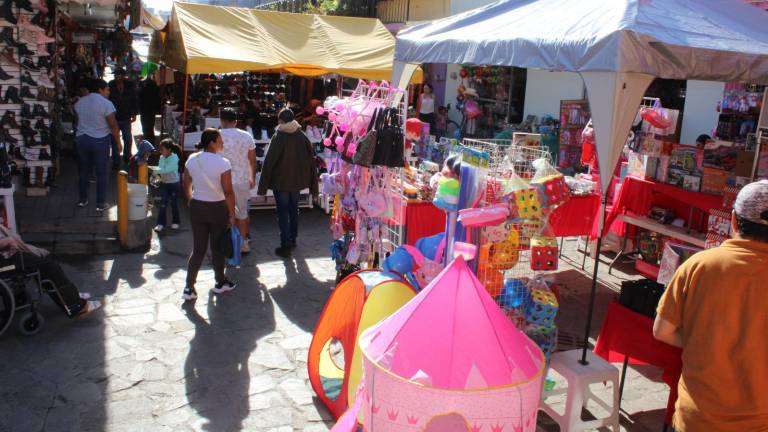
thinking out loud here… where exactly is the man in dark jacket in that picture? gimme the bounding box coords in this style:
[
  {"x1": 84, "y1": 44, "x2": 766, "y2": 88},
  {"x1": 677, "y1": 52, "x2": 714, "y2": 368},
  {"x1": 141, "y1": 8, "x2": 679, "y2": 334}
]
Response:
[
  {"x1": 257, "y1": 108, "x2": 318, "y2": 258},
  {"x1": 108, "y1": 68, "x2": 138, "y2": 166},
  {"x1": 138, "y1": 74, "x2": 161, "y2": 145}
]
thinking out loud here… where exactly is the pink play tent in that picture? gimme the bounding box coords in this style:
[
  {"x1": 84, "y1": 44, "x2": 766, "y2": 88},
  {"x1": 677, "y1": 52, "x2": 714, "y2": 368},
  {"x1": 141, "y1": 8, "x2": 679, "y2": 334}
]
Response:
[{"x1": 335, "y1": 257, "x2": 545, "y2": 432}]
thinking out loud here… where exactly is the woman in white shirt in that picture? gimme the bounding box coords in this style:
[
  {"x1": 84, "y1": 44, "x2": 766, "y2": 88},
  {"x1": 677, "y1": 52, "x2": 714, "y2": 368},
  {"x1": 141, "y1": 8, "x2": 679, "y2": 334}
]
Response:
[
  {"x1": 418, "y1": 83, "x2": 436, "y2": 133},
  {"x1": 182, "y1": 128, "x2": 237, "y2": 301}
]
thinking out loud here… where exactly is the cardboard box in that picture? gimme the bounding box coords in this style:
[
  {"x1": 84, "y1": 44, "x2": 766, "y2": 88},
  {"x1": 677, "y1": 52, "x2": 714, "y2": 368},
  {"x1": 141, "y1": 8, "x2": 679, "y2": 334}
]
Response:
[
  {"x1": 735, "y1": 150, "x2": 755, "y2": 177},
  {"x1": 701, "y1": 167, "x2": 729, "y2": 195}
]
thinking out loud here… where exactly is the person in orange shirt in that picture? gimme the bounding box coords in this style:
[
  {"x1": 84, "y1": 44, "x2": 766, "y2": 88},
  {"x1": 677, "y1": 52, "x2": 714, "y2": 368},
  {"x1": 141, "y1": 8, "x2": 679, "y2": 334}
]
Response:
[{"x1": 654, "y1": 180, "x2": 768, "y2": 432}]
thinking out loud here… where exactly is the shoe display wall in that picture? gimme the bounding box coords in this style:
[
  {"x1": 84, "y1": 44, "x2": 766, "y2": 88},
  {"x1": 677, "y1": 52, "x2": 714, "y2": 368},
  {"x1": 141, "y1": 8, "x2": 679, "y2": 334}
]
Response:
[{"x1": 0, "y1": 0, "x2": 58, "y2": 190}]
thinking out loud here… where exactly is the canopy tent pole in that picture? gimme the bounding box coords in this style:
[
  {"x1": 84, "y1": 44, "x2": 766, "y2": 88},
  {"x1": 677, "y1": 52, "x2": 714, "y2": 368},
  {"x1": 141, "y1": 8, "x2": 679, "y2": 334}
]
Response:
[
  {"x1": 179, "y1": 74, "x2": 189, "y2": 149},
  {"x1": 578, "y1": 71, "x2": 655, "y2": 365}
]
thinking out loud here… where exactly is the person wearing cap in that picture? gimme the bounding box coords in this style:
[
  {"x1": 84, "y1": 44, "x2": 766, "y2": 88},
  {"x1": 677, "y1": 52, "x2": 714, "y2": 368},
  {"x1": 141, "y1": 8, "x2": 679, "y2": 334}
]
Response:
[
  {"x1": 218, "y1": 108, "x2": 257, "y2": 254},
  {"x1": 257, "y1": 108, "x2": 318, "y2": 258},
  {"x1": 654, "y1": 180, "x2": 768, "y2": 431},
  {"x1": 109, "y1": 68, "x2": 139, "y2": 167}
]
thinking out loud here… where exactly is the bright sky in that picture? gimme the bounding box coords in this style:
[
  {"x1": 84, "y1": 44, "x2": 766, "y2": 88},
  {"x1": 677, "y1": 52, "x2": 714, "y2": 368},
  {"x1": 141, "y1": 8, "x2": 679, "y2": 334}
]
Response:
[{"x1": 143, "y1": 0, "x2": 174, "y2": 13}]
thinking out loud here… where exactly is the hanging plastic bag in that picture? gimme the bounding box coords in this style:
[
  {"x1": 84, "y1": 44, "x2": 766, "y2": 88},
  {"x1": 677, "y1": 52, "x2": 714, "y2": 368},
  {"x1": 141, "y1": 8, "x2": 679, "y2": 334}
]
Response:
[{"x1": 228, "y1": 226, "x2": 243, "y2": 266}]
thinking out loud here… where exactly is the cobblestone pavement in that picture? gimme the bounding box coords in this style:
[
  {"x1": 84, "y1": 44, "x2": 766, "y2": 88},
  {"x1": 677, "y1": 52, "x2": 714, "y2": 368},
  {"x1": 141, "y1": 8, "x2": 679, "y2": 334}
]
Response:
[{"x1": 1, "y1": 204, "x2": 671, "y2": 431}]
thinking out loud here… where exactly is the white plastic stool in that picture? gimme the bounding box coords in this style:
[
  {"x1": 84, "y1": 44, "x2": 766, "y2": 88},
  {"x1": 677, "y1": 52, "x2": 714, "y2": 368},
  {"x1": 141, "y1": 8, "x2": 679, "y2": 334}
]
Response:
[{"x1": 540, "y1": 349, "x2": 620, "y2": 431}]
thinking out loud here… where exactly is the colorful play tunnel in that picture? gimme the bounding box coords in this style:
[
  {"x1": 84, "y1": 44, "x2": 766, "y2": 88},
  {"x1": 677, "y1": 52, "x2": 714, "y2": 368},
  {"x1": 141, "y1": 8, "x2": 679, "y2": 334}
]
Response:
[{"x1": 308, "y1": 270, "x2": 416, "y2": 419}]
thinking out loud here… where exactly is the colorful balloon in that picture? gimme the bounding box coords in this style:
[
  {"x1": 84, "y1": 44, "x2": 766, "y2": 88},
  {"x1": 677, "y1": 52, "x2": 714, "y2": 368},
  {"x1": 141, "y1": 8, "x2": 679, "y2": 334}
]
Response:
[{"x1": 315, "y1": 106, "x2": 325, "y2": 115}]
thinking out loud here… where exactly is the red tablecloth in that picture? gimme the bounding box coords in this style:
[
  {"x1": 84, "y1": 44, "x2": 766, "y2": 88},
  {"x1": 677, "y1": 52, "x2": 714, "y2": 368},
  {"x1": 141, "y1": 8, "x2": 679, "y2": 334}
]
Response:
[
  {"x1": 595, "y1": 302, "x2": 683, "y2": 425},
  {"x1": 549, "y1": 194, "x2": 601, "y2": 237},
  {"x1": 405, "y1": 201, "x2": 447, "y2": 245},
  {"x1": 601, "y1": 176, "x2": 723, "y2": 237}
]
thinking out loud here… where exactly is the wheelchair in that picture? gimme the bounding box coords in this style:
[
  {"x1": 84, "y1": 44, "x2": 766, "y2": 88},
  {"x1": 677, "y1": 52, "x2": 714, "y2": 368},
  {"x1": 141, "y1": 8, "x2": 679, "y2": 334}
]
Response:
[{"x1": 0, "y1": 255, "x2": 61, "y2": 337}]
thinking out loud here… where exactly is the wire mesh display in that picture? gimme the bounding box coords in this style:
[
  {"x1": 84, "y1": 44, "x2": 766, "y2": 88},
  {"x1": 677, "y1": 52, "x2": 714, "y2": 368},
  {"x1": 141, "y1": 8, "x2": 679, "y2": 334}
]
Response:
[{"x1": 461, "y1": 138, "x2": 560, "y2": 344}]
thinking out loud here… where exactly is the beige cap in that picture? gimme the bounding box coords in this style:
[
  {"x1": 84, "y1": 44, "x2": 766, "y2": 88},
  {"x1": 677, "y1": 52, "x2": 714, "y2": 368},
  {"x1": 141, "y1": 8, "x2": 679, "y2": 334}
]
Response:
[{"x1": 734, "y1": 180, "x2": 768, "y2": 226}]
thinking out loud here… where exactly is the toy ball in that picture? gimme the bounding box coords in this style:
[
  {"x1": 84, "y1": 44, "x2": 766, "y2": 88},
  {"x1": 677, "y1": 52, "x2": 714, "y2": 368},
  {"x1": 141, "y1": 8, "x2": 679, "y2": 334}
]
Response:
[
  {"x1": 334, "y1": 101, "x2": 346, "y2": 112},
  {"x1": 415, "y1": 233, "x2": 445, "y2": 261},
  {"x1": 328, "y1": 113, "x2": 337, "y2": 122},
  {"x1": 323, "y1": 138, "x2": 332, "y2": 147},
  {"x1": 335, "y1": 136, "x2": 345, "y2": 147},
  {"x1": 339, "y1": 122, "x2": 349, "y2": 132},
  {"x1": 380, "y1": 80, "x2": 390, "y2": 88},
  {"x1": 315, "y1": 106, "x2": 325, "y2": 115},
  {"x1": 497, "y1": 278, "x2": 527, "y2": 309},
  {"x1": 383, "y1": 247, "x2": 414, "y2": 275}
]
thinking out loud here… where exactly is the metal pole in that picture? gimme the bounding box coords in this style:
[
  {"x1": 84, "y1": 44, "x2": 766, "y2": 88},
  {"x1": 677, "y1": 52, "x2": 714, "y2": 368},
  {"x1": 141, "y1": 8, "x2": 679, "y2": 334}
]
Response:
[
  {"x1": 117, "y1": 171, "x2": 129, "y2": 247},
  {"x1": 180, "y1": 74, "x2": 190, "y2": 149},
  {"x1": 580, "y1": 196, "x2": 608, "y2": 365}
]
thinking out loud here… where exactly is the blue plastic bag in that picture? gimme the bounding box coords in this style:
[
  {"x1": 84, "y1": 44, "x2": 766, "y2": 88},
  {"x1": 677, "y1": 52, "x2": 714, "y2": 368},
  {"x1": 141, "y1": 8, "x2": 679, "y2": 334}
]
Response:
[{"x1": 228, "y1": 226, "x2": 243, "y2": 266}]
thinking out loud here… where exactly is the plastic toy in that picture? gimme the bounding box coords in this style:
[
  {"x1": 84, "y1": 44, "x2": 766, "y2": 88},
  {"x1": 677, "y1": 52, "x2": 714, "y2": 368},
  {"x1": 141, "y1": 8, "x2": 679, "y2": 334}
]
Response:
[
  {"x1": 309, "y1": 271, "x2": 416, "y2": 419},
  {"x1": 497, "y1": 278, "x2": 529, "y2": 309},
  {"x1": 433, "y1": 177, "x2": 461, "y2": 211},
  {"x1": 524, "y1": 288, "x2": 559, "y2": 327},
  {"x1": 531, "y1": 236, "x2": 558, "y2": 271},
  {"x1": 531, "y1": 174, "x2": 571, "y2": 209},
  {"x1": 332, "y1": 258, "x2": 545, "y2": 432},
  {"x1": 514, "y1": 187, "x2": 542, "y2": 220}
]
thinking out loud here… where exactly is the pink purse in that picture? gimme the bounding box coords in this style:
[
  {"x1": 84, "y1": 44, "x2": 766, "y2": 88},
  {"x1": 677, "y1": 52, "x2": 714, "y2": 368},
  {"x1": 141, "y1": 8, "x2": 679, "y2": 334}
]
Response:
[{"x1": 458, "y1": 203, "x2": 510, "y2": 227}]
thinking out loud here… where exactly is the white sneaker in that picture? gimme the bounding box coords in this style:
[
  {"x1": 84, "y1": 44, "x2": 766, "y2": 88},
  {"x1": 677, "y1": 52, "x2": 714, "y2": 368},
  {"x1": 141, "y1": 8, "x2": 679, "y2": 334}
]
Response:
[
  {"x1": 182, "y1": 287, "x2": 197, "y2": 301},
  {"x1": 171, "y1": 224, "x2": 180, "y2": 230},
  {"x1": 241, "y1": 238, "x2": 250, "y2": 253},
  {"x1": 212, "y1": 279, "x2": 236, "y2": 294},
  {"x1": 154, "y1": 225, "x2": 164, "y2": 232}
]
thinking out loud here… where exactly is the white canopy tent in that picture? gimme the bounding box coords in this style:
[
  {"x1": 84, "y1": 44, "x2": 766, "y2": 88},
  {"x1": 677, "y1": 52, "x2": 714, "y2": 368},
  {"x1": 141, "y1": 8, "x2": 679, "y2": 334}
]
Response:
[{"x1": 391, "y1": 0, "x2": 768, "y2": 363}]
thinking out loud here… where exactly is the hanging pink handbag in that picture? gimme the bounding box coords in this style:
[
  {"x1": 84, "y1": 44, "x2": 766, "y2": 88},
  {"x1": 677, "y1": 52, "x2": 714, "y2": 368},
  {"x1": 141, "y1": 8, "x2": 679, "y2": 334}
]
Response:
[
  {"x1": 458, "y1": 203, "x2": 510, "y2": 227},
  {"x1": 359, "y1": 188, "x2": 387, "y2": 217}
]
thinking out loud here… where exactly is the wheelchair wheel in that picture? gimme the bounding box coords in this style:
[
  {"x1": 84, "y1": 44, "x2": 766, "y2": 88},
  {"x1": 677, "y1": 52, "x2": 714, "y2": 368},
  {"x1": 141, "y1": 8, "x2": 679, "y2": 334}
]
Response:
[
  {"x1": 0, "y1": 280, "x2": 13, "y2": 337},
  {"x1": 17, "y1": 311, "x2": 44, "y2": 336}
]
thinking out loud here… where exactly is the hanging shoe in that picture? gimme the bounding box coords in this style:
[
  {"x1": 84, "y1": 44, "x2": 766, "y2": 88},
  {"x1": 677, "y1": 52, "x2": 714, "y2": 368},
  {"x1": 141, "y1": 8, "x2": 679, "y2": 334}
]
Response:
[
  {"x1": 34, "y1": 30, "x2": 54, "y2": 44},
  {"x1": 0, "y1": 27, "x2": 16, "y2": 46},
  {"x1": 13, "y1": 146, "x2": 25, "y2": 160},
  {"x1": 0, "y1": 47, "x2": 18, "y2": 66},
  {"x1": 33, "y1": 118, "x2": 44, "y2": 130},
  {"x1": 36, "y1": 74, "x2": 54, "y2": 89},
  {"x1": 20, "y1": 71, "x2": 37, "y2": 87},
  {"x1": 16, "y1": 43, "x2": 33, "y2": 57},
  {"x1": 1, "y1": 111, "x2": 20, "y2": 129},
  {"x1": 20, "y1": 85, "x2": 34, "y2": 99},
  {"x1": 37, "y1": 128, "x2": 48, "y2": 145},
  {"x1": 35, "y1": 56, "x2": 49, "y2": 69},
  {"x1": 21, "y1": 57, "x2": 38, "y2": 71},
  {"x1": 15, "y1": 0, "x2": 33, "y2": 12},
  {"x1": 4, "y1": 85, "x2": 21, "y2": 104},
  {"x1": 0, "y1": 0, "x2": 16, "y2": 24},
  {"x1": 17, "y1": 14, "x2": 41, "y2": 31},
  {"x1": 32, "y1": 104, "x2": 48, "y2": 118},
  {"x1": 21, "y1": 103, "x2": 33, "y2": 119},
  {"x1": 36, "y1": 86, "x2": 53, "y2": 102},
  {"x1": 20, "y1": 120, "x2": 35, "y2": 141},
  {"x1": 0, "y1": 66, "x2": 12, "y2": 81},
  {"x1": 4, "y1": 130, "x2": 18, "y2": 145},
  {"x1": 38, "y1": 148, "x2": 50, "y2": 160}
]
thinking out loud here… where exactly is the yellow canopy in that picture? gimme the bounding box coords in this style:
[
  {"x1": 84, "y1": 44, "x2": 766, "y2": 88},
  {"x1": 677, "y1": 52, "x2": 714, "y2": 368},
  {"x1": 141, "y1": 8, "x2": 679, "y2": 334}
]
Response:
[{"x1": 156, "y1": 2, "x2": 421, "y2": 82}]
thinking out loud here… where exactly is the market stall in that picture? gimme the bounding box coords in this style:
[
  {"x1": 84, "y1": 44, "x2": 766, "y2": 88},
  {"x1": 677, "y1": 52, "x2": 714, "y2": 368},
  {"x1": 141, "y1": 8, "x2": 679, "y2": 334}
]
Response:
[
  {"x1": 149, "y1": 2, "x2": 422, "y2": 209},
  {"x1": 388, "y1": 0, "x2": 768, "y2": 428}
]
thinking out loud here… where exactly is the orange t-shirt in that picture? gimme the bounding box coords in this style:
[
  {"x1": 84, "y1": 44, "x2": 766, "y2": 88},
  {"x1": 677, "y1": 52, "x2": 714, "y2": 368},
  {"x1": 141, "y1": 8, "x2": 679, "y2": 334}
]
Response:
[{"x1": 657, "y1": 239, "x2": 768, "y2": 432}]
